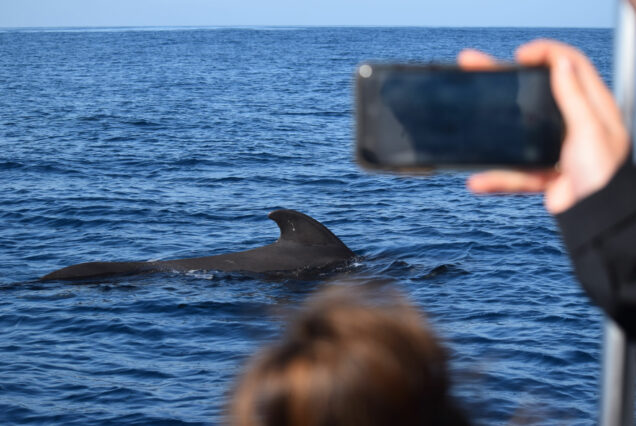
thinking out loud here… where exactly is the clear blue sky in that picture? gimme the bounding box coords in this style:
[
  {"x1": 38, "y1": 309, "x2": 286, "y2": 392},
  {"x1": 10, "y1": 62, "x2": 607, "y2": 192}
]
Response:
[{"x1": 1, "y1": 0, "x2": 614, "y2": 28}]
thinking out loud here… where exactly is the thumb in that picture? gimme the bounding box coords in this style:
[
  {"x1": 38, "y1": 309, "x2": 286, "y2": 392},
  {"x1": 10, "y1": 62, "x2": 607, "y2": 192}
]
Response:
[
  {"x1": 544, "y1": 176, "x2": 577, "y2": 214},
  {"x1": 551, "y1": 56, "x2": 595, "y2": 127}
]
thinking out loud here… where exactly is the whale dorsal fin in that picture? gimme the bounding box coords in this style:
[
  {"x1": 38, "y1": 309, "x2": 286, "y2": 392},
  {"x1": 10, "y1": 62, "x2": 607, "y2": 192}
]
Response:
[{"x1": 268, "y1": 210, "x2": 353, "y2": 251}]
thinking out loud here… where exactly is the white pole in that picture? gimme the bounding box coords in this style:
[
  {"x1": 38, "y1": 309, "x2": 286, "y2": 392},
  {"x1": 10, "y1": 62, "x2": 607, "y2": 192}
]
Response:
[
  {"x1": 614, "y1": 0, "x2": 636, "y2": 138},
  {"x1": 601, "y1": 1, "x2": 636, "y2": 425},
  {"x1": 601, "y1": 320, "x2": 635, "y2": 425}
]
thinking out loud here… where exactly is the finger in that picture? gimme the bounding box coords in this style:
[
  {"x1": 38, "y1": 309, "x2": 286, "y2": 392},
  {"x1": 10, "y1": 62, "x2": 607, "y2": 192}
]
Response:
[
  {"x1": 515, "y1": 39, "x2": 581, "y2": 65},
  {"x1": 516, "y1": 40, "x2": 613, "y2": 107},
  {"x1": 516, "y1": 40, "x2": 623, "y2": 135},
  {"x1": 550, "y1": 55, "x2": 598, "y2": 129},
  {"x1": 466, "y1": 170, "x2": 558, "y2": 193},
  {"x1": 544, "y1": 177, "x2": 577, "y2": 214},
  {"x1": 457, "y1": 49, "x2": 498, "y2": 70}
]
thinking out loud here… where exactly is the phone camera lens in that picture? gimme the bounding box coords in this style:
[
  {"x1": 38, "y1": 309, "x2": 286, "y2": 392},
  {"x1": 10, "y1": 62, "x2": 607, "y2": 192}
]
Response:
[{"x1": 359, "y1": 64, "x2": 373, "y2": 78}]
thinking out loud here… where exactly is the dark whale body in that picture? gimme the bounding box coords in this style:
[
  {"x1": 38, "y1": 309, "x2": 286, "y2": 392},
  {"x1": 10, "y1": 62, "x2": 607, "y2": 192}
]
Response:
[{"x1": 40, "y1": 210, "x2": 356, "y2": 282}]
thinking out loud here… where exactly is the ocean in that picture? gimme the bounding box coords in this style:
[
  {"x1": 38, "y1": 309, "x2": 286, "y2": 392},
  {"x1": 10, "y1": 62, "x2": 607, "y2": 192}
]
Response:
[{"x1": 0, "y1": 27, "x2": 612, "y2": 424}]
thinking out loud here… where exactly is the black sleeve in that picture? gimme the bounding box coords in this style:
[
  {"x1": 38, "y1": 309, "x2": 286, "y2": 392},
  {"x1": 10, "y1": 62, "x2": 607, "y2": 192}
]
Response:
[{"x1": 556, "y1": 156, "x2": 636, "y2": 339}]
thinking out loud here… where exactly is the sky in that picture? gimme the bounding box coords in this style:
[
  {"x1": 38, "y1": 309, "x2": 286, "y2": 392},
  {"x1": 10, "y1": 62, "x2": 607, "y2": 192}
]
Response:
[{"x1": 0, "y1": 0, "x2": 615, "y2": 28}]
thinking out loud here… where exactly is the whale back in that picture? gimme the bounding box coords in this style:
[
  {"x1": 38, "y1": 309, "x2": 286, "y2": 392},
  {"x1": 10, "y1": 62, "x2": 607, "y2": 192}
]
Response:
[
  {"x1": 40, "y1": 261, "x2": 149, "y2": 281},
  {"x1": 40, "y1": 209, "x2": 356, "y2": 281}
]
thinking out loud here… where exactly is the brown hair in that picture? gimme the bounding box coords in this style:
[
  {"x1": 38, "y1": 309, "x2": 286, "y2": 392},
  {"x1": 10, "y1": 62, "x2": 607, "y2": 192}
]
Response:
[{"x1": 228, "y1": 284, "x2": 468, "y2": 426}]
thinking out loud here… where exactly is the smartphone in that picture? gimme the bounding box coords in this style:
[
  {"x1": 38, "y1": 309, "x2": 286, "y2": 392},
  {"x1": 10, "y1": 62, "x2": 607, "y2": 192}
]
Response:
[{"x1": 355, "y1": 63, "x2": 564, "y2": 172}]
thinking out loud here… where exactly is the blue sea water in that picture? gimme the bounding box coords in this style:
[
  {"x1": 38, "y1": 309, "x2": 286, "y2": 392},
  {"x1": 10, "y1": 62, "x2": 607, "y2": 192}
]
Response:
[{"x1": 0, "y1": 27, "x2": 613, "y2": 424}]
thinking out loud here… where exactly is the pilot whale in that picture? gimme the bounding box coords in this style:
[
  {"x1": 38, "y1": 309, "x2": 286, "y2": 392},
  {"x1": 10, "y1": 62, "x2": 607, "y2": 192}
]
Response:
[{"x1": 40, "y1": 209, "x2": 356, "y2": 281}]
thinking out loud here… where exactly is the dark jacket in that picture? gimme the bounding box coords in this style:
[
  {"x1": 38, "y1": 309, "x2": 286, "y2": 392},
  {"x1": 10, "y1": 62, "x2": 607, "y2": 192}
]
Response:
[{"x1": 557, "y1": 156, "x2": 636, "y2": 339}]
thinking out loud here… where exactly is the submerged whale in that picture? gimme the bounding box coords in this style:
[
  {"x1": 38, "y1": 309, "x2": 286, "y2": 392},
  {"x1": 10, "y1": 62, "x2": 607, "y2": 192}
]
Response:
[{"x1": 40, "y1": 209, "x2": 356, "y2": 281}]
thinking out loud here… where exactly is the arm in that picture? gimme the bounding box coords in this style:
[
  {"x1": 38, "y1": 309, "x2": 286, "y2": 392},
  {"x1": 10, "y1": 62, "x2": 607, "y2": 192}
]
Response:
[{"x1": 556, "y1": 156, "x2": 636, "y2": 337}]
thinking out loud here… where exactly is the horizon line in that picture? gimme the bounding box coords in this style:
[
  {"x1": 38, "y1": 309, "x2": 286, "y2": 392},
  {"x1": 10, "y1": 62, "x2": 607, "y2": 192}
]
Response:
[{"x1": 0, "y1": 23, "x2": 613, "y2": 30}]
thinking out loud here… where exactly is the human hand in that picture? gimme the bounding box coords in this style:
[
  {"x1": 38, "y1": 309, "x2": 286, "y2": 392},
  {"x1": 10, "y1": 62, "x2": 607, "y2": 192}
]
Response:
[{"x1": 459, "y1": 40, "x2": 629, "y2": 214}]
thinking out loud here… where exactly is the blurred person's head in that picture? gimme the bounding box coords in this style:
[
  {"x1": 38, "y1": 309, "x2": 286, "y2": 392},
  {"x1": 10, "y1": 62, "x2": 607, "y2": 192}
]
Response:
[{"x1": 228, "y1": 283, "x2": 468, "y2": 426}]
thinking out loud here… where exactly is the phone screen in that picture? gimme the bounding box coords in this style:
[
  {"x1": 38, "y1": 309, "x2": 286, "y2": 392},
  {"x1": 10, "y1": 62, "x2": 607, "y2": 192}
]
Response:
[{"x1": 356, "y1": 64, "x2": 564, "y2": 170}]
